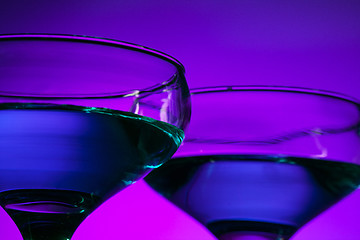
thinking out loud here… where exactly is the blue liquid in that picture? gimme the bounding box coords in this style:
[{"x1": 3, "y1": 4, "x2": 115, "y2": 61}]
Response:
[
  {"x1": 0, "y1": 103, "x2": 183, "y2": 239},
  {"x1": 146, "y1": 155, "x2": 360, "y2": 238}
]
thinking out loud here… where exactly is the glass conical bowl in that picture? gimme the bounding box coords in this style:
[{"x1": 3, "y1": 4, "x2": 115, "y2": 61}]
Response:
[{"x1": 0, "y1": 33, "x2": 190, "y2": 240}]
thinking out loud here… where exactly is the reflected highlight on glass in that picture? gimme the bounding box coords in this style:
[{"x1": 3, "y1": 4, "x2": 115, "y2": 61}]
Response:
[
  {"x1": 0, "y1": 34, "x2": 190, "y2": 240},
  {"x1": 146, "y1": 86, "x2": 360, "y2": 240}
]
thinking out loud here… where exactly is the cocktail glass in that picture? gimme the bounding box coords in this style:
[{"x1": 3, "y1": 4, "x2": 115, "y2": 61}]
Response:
[
  {"x1": 146, "y1": 86, "x2": 360, "y2": 240},
  {"x1": 0, "y1": 34, "x2": 190, "y2": 240}
]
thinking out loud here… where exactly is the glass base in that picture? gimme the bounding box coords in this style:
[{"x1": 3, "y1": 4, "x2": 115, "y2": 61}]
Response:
[
  {"x1": 0, "y1": 189, "x2": 97, "y2": 240},
  {"x1": 219, "y1": 231, "x2": 288, "y2": 240},
  {"x1": 207, "y1": 220, "x2": 295, "y2": 240}
]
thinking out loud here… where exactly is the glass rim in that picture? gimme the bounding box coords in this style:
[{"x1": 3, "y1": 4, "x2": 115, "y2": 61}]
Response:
[
  {"x1": 190, "y1": 85, "x2": 360, "y2": 105},
  {"x1": 0, "y1": 33, "x2": 186, "y2": 99},
  {"x1": 0, "y1": 33, "x2": 185, "y2": 73}
]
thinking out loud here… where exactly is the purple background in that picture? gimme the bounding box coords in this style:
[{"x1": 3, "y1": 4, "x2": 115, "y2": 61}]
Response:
[{"x1": 0, "y1": 0, "x2": 360, "y2": 239}]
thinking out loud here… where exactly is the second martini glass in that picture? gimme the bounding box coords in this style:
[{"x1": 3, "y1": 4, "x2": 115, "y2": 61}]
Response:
[{"x1": 146, "y1": 86, "x2": 360, "y2": 240}]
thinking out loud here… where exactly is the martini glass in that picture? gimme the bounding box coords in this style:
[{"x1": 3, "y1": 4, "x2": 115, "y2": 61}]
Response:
[
  {"x1": 0, "y1": 34, "x2": 190, "y2": 240},
  {"x1": 146, "y1": 86, "x2": 360, "y2": 240}
]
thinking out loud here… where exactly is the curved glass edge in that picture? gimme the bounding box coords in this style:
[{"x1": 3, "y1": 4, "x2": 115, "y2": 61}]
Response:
[
  {"x1": 0, "y1": 33, "x2": 187, "y2": 100},
  {"x1": 0, "y1": 33, "x2": 185, "y2": 73},
  {"x1": 190, "y1": 85, "x2": 360, "y2": 106},
  {"x1": 176, "y1": 71, "x2": 191, "y2": 132}
]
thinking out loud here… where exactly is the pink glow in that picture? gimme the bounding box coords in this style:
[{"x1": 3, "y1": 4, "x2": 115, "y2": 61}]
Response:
[{"x1": 1, "y1": 182, "x2": 360, "y2": 239}]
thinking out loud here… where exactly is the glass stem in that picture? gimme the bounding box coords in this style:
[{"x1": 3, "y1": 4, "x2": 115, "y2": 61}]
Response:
[{"x1": 218, "y1": 231, "x2": 289, "y2": 240}]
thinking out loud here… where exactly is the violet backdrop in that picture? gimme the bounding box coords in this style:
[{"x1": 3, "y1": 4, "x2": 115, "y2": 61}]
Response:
[{"x1": 0, "y1": 0, "x2": 359, "y2": 239}]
